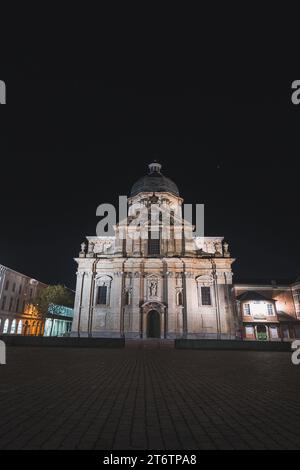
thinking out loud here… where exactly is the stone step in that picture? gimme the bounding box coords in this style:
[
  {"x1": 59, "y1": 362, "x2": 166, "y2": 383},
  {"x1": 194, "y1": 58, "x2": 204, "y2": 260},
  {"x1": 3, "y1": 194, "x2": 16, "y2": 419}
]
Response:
[{"x1": 125, "y1": 339, "x2": 175, "y2": 349}]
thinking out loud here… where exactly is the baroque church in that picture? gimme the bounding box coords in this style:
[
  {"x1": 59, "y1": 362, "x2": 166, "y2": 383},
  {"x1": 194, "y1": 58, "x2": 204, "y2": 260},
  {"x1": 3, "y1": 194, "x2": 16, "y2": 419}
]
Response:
[
  {"x1": 1, "y1": 163, "x2": 299, "y2": 341},
  {"x1": 72, "y1": 162, "x2": 237, "y2": 339}
]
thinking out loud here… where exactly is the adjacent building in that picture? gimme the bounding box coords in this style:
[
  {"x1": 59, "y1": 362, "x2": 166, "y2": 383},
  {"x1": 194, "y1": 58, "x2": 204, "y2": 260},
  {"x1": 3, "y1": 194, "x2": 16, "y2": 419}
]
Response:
[
  {"x1": 292, "y1": 280, "x2": 300, "y2": 318},
  {"x1": 44, "y1": 303, "x2": 74, "y2": 337},
  {"x1": 232, "y1": 281, "x2": 300, "y2": 341},
  {"x1": 0, "y1": 264, "x2": 47, "y2": 335}
]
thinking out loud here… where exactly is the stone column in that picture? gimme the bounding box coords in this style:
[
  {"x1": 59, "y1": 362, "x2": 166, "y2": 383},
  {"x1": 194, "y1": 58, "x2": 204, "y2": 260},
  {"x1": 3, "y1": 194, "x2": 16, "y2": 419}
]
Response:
[
  {"x1": 112, "y1": 269, "x2": 125, "y2": 338},
  {"x1": 79, "y1": 272, "x2": 94, "y2": 337},
  {"x1": 131, "y1": 271, "x2": 141, "y2": 336},
  {"x1": 139, "y1": 262, "x2": 145, "y2": 338},
  {"x1": 161, "y1": 261, "x2": 167, "y2": 338},
  {"x1": 181, "y1": 262, "x2": 188, "y2": 338},
  {"x1": 184, "y1": 272, "x2": 196, "y2": 338},
  {"x1": 223, "y1": 271, "x2": 235, "y2": 339},
  {"x1": 72, "y1": 271, "x2": 85, "y2": 336}
]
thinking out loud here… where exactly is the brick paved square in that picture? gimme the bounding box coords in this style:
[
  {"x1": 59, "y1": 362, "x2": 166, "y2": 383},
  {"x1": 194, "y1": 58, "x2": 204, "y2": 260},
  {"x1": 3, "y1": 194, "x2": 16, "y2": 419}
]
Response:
[{"x1": 0, "y1": 344, "x2": 300, "y2": 450}]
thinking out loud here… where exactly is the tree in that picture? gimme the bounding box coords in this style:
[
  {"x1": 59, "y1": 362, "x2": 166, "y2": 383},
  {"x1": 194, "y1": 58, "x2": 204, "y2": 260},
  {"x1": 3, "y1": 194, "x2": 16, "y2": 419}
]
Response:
[{"x1": 36, "y1": 284, "x2": 74, "y2": 317}]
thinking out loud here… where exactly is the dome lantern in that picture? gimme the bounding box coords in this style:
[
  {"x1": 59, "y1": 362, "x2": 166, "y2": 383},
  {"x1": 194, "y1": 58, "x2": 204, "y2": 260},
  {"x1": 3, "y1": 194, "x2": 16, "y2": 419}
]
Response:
[
  {"x1": 148, "y1": 161, "x2": 162, "y2": 174},
  {"x1": 130, "y1": 162, "x2": 180, "y2": 197}
]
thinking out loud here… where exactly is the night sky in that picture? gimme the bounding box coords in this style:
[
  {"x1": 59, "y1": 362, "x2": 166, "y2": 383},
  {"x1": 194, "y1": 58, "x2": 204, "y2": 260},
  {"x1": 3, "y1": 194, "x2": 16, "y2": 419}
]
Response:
[{"x1": 1, "y1": 64, "x2": 299, "y2": 289}]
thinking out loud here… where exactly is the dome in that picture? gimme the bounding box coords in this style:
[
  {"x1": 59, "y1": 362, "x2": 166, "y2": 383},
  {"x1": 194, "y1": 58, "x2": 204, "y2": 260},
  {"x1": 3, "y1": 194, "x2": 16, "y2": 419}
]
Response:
[{"x1": 130, "y1": 162, "x2": 180, "y2": 197}]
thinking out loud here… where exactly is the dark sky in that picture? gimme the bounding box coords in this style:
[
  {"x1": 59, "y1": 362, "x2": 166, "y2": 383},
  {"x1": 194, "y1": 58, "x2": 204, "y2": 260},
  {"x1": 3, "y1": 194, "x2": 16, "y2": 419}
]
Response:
[{"x1": 1, "y1": 64, "x2": 299, "y2": 289}]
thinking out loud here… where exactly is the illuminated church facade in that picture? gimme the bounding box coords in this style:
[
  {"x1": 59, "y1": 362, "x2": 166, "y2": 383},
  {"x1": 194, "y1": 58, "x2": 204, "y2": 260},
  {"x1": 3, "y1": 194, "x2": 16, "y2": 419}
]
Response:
[
  {"x1": 72, "y1": 162, "x2": 237, "y2": 339},
  {"x1": 72, "y1": 162, "x2": 300, "y2": 340}
]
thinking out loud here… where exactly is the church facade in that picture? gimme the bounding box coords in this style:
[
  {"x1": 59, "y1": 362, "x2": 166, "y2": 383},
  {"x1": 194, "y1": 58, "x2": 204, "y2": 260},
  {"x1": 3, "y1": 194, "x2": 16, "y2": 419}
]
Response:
[{"x1": 72, "y1": 162, "x2": 237, "y2": 339}]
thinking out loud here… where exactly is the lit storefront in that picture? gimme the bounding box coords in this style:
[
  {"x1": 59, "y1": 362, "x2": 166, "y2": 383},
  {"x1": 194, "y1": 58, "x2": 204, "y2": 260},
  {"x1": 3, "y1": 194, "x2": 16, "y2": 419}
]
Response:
[
  {"x1": 44, "y1": 303, "x2": 74, "y2": 337},
  {"x1": 237, "y1": 292, "x2": 279, "y2": 340},
  {"x1": 233, "y1": 285, "x2": 300, "y2": 341}
]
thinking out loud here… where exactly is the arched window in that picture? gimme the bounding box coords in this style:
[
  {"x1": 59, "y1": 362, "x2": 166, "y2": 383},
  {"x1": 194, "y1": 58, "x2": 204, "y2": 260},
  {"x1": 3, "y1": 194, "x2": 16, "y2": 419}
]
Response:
[
  {"x1": 3, "y1": 319, "x2": 9, "y2": 334},
  {"x1": 196, "y1": 275, "x2": 213, "y2": 307},
  {"x1": 95, "y1": 275, "x2": 112, "y2": 306},
  {"x1": 17, "y1": 320, "x2": 22, "y2": 335},
  {"x1": 10, "y1": 319, "x2": 16, "y2": 334},
  {"x1": 97, "y1": 286, "x2": 108, "y2": 305},
  {"x1": 176, "y1": 290, "x2": 183, "y2": 306},
  {"x1": 201, "y1": 287, "x2": 212, "y2": 306},
  {"x1": 170, "y1": 210, "x2": 175, "y2": 225}
]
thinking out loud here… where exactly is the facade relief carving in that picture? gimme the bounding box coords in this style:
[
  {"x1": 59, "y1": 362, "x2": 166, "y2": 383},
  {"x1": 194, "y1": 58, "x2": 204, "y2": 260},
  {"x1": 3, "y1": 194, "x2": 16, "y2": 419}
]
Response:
[
  {"x1": 196, "y1": 274, "x2": 213, "y2": 286},
  {"x1": 95, "y1": 274, "x2": 112, "y2": 286},
  {"x1": 141, "y1": 301, "x2": 166, "y2": 314},
  {"x1": 194, "y1": 238, "x2": 224, "y2": 256},
  {"x1": 92, "y1": 239, "x2": 115, "y2": 255}
]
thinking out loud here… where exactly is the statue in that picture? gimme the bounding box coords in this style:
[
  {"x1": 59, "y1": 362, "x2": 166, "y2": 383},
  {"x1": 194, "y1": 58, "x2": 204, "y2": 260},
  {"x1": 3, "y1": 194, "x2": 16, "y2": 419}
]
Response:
[
  {"x1": 80, "y1": 242, "x2": 86, "y2": 253},
  {"x1": 149, "y1": 279, "x2": 158, "y2": 297},
  {"x1": 104, "y1": 240, "x2": 112, "y2": 253},
  {"x1": 88, "y1": 241, "x2": 95, "y2": 253},
  {"x1": 223, "y1": 241, "x2": 230, "y2": 257},
  {"x1": 214, "y1": 241, "x2": 221, "y2": 255}
]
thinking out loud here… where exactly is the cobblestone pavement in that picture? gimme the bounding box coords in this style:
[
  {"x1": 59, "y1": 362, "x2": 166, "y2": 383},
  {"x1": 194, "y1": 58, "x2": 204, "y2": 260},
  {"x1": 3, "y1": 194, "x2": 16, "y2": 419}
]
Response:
[{"x1": 0, "y1": 343, "x2": 300, "y2": 450}]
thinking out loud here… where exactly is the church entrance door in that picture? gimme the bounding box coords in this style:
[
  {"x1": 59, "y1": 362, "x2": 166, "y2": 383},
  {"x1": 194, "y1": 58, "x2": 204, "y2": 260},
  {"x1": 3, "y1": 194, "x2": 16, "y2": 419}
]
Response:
[{"x1": 146, "y1": 310, "x2": 161, "y2": 338}]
